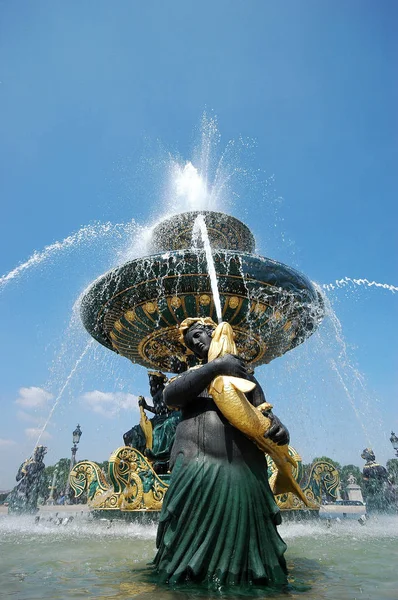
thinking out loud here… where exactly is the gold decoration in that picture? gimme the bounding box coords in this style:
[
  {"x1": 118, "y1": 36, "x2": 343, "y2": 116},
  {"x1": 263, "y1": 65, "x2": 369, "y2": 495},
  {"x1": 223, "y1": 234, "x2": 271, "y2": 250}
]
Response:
[
  {"x1": 170, "y1": 296, "x2": 182, "y2": 309},
  {"x1": 253, "y1": 302, "x2": 267, "y2": 314},
  {"x1": 283, "y1": 320, "x2": 292, "y2": 332},
  {"x1": 69, "y1": 447, "x2": 169, "y2": 512},
  {"x1": 207, "y1": 322, "x2": 310, "y2": 506},
  {"x1": 144, "y1": 301, "x2": 157, "y2": 314},
  {"x1": 114, "y1": 321, "x2": 123, "y2": 331},
  {"x1": 178, "y1": 317, "x2": 218, "y2": 344},
  {"x1": 69, "y1": 461, "x2": 120, "y2": 509},
  {"x1": 229, "y1": 296, "x2": 239, "y2": 309},
  {"x1": 273, "y1": 310, "x2": 282, "y2": 321},
  {"x1": 125, "y1": 310, "x2": 136, "y2": 321},
  {"x1": 70, "y1": 444, "x2": 332, "y2": 514},
  {"x1": 139, "y1": 404, "x2": 153, "y2": 450},
  {"x1": 147, "y1": 370, "x2": 167, "y2": 381},
  {"x1": 199, "y1": 294, "x2": 211, "y2": 306}
]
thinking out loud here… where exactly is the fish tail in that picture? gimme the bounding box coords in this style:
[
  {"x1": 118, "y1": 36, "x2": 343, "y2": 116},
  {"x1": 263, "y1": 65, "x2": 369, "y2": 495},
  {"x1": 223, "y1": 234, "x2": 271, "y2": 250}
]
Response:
[{"x1": 271, "y1": 470, "x2": 310, "y2": 507}]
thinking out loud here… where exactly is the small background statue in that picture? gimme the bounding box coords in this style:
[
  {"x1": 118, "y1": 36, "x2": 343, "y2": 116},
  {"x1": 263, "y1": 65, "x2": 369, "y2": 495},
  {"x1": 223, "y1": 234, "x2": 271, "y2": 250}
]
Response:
[
  {"x1": 123, "y1": 371, "x2": 181, "y2": 474},
  {"x1": 361, "y1": 447, "x2": 396, "y2": 512},
  {"x1": 8, "y1": 445, "x2": 47, "y2": 515}
]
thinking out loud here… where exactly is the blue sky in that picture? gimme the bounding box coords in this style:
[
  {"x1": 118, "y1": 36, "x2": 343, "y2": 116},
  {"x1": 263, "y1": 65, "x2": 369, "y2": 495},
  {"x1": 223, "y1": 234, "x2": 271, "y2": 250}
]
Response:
[{"x1": 0, "y1": 1, "x2": 397, "y2": 489}]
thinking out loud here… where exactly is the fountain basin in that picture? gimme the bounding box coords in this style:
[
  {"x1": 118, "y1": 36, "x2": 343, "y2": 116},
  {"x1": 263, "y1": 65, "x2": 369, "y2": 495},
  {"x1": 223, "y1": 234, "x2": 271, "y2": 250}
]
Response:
[
  {"x1": 81, "y1": 247, "x2": 324, "y2": 372},
  {"x1": 150, "y1": 210, "x2": 256, "y2": 253}
]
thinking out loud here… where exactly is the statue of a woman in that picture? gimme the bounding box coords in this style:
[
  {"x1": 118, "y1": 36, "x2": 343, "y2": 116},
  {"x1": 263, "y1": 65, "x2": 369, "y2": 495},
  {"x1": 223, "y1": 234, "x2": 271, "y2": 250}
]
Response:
[
  {"x1": 8, "y1": 445, "x2": 47, "y2": 515},
  {"x1": 153, "y1": 317, "x2": 289, "y2": 588}
]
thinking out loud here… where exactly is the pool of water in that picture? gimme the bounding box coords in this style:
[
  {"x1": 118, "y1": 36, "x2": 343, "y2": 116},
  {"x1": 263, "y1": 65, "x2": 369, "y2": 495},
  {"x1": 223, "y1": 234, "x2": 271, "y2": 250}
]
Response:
[{"x1": 0, "y1": 513, "x2": 397, "y2": 599}]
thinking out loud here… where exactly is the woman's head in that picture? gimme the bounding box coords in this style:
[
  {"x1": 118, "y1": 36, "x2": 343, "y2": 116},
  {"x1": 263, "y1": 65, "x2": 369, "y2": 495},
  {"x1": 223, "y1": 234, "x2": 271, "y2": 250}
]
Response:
[{"x1": 179, "y1": 317, "x2": 217, "y2": 360}]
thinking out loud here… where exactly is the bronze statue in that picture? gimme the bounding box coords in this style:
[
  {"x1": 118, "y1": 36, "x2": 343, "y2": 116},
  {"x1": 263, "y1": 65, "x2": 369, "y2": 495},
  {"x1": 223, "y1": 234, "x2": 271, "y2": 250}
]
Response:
[
  {"x1": 361, "y1": 447, "x2": 395, "y2": 512},
  {"x1": 8, "y1": 445, "x2": 47, "y2": 515},
  {"x1": 123, "y1": 371, "x2": 181, "y2": 474},
  {"x1": 153, "y1": 318, "x2": 290, "y2": 588}
]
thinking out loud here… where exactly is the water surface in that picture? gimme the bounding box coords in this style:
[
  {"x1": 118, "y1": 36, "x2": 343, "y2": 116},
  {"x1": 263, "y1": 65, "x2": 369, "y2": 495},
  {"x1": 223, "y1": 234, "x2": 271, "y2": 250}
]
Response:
[{"x1": 1, "y1": 513, "x2": 396, "y2": 599}]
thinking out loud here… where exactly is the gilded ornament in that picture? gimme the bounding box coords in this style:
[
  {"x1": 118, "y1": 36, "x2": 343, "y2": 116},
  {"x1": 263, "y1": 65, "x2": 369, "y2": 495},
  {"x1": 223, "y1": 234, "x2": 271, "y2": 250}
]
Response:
[
  {"x1": 283, "y1": 321, "x2": 292, "y2": 332},
  {"x1": 228, "y1": 296, "x2": 240, "y2": 309},
  {"x1": 145, "y1": 301, "x2": 157, "y2": 314},
  {"x1": 253, "y1": 302, "x2": 266, "y2": 314},
  {"x1": 199, "y1": 294, "x2": 211, "y2": 306},
  {"x1": 170, "y1": 296, "x2": 182, "y2": 309}
]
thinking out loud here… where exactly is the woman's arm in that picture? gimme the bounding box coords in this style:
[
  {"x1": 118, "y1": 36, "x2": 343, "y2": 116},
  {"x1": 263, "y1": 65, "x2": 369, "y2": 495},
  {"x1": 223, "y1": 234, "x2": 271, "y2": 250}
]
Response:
[
  {"x1": 249, "y1": 374, "x2": 290, "y2": 446},
  {"x1": 164, "y1": 354, "x2": 248, "y2": 408}
]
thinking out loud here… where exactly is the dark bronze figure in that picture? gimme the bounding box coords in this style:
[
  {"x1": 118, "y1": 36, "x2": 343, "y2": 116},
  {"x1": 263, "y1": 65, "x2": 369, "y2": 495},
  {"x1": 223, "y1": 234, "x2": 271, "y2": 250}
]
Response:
[
  {"x1": 153, "y1": 318, "x2": 290, "y2": 588},
  {"x1": 361, "y1": 448, "x2": 395, "y2": 512},
  {"x1": 8, "y1": 445, "x2": 47, "y2": 515},
  {"x1": 123, "y1": 372, "x2": 181, "y2": 474}
]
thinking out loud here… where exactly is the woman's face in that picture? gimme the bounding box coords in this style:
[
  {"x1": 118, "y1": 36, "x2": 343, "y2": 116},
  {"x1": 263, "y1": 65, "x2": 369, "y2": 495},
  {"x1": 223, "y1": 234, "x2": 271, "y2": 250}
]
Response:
[{"x1": 184, "y1": 325, "x2": 212, "y2": 359}]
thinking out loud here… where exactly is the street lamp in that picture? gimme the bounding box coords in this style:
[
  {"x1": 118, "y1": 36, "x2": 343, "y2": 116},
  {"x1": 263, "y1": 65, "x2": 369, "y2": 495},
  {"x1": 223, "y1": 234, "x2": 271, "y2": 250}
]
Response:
[
  {"x1": 72, "y1": 424, "x2": 82, "y2": 448},
  {"x1": 64, "y1": 424, "x2": 82, "y2": 503},
  {"x1": 390, "y1": 431, "x2": 398, "y2": 457}
]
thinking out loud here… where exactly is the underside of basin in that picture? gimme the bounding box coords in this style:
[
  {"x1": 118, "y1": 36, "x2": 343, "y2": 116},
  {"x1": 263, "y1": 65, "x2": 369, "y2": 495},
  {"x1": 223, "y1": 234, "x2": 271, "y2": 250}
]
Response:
[{"x1": 81, "y1": 248, "x2": 324, "y2": 372}]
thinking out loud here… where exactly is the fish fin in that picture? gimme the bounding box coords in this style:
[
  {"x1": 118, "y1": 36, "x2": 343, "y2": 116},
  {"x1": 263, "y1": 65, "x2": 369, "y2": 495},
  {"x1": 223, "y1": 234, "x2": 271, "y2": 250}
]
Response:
[
  {"x1": 271, "y1": 469, "x2": 310, "y2": 506},
  {"x1": 226, "y1": 376, "x2": 256, "y2": 393},
  {"x1": 211, "y1": 376, "x2": 225, "y2": 394}
]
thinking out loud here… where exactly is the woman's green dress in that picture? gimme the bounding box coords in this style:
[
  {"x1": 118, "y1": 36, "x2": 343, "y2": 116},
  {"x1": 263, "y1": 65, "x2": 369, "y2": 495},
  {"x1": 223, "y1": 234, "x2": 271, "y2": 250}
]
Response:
[{"x1": 153, "y1": 395, "x2": 288, "y2": 587}]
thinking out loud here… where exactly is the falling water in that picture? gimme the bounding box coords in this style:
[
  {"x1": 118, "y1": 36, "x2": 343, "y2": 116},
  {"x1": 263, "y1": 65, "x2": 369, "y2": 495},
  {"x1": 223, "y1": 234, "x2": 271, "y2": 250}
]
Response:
[
  {"x1": 322, "y1": 277, "x2": 398, "y2": 294},
  {"x1": 2, "y1": 114, "x2": 396, "y2": 480},
  {"x1": 192, "y1": 214, "x2": 223, "y2": 323},
  {"x1": 34, "y1": 340, "x2": 94, "y2": 449},
  {"x1": 0, "y1": 221, "x2": 141, "y2": 292}
]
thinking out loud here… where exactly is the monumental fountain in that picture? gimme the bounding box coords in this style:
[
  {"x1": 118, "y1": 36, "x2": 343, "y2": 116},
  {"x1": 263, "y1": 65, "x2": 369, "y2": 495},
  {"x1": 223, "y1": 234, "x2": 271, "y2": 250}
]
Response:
[
  {"x1": 68, "y1": 210, "x2": 342, "y2": 518},
  {"x1": 2, "y1": 209, "x2": 397, "y2": 599}
]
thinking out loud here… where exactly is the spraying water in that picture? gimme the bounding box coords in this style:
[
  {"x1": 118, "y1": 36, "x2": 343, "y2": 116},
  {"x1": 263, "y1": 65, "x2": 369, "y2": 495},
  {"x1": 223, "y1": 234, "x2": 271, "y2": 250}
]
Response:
[
  {"x1": 2, "y1": 114, "x2": 396, "y2": 480},
  {"x1": 0, "y1": 221, "x2": 144, "y2": 293},
  {"x1": 192, "y1": 214, "x2": 223, "y2": 322},
  {"x1": 322, "y1": 277, "x2": 398, "y2": 294},
  {"x1": 34, "y1": 340, "x2": 94, "y2": 449},
  {"x1": 174, "y1": 162, "x2": 210, "y2": 211}
]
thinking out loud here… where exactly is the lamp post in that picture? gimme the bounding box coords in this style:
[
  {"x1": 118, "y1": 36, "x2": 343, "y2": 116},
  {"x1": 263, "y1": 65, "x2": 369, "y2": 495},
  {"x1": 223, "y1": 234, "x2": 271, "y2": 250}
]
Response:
[
  {"x1": 64, "y1": 424, "x2": 82, "y2": 503},
  {"x1": 390, "y1": 431, "x2": 398, "y2": 457},
  {"x1": 46, "y1": 466, "x2": 58, "y2": 505}
]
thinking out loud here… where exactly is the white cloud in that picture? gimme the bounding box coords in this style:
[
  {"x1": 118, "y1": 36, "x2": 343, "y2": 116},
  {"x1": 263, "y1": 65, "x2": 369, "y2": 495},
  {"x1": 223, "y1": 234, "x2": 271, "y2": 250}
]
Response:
[
  {"x1": 0, "y1": 438, "x2": 16, "y2": 447},
  {"x1": 16, "y1": 387, "x2": 54, "y2": 408},
  {"x1": 24, "y1": 428, "x2": 52, "y2": 440},
  {"x1": 16, "y1": 410, "x2": 43, "y2": 424},
  {"x1": 81, "y1": 390, "x2": 141, "y2": 418}
]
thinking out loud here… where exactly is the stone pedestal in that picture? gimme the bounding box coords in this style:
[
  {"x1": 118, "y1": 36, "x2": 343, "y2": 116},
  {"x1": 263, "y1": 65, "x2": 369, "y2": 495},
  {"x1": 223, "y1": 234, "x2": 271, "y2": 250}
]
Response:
[{"x1": 346, "y1": 479, "x2": 364, "y2": 503}]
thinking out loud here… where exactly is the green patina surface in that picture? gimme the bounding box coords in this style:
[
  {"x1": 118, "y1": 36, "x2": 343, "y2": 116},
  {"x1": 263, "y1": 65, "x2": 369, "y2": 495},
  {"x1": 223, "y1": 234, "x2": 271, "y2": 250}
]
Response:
[{"x1": 81, "y1": 250, "x2": 323, "y2": 372}]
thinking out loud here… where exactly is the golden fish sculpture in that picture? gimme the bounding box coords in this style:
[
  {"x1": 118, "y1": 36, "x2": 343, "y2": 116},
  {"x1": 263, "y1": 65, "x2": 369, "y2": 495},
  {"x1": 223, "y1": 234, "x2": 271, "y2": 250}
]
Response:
[{"x1": 208, "y1": 321, "x2": 310, "y2": 506}]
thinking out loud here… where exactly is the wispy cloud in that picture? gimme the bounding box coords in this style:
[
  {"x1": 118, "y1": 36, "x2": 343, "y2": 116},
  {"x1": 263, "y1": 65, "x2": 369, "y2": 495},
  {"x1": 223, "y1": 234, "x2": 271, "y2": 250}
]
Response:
[
  {"x1": 16, "y1": 410, "x2": 43, "y2": 424},
  {"x1": 0, "y1": 438, "x2": 17, "y2": 447},
  {"x1": 15, "y1": 387, "x2": 54, "y2": 408},
  {"x1": 81, "y1": 390, "x2": 141, "y2": 418},
  {"x1": 24, "y1": 428, "x2": 52, "y2": 440}
]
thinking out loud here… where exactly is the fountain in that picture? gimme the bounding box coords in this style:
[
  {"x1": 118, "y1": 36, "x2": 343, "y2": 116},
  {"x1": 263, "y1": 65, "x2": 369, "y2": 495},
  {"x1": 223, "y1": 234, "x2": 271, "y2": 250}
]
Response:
[
  {"x1": 1, "y1": 143, "x2": 396, "y2": 597},
  {"x1": 80, "y1": 210, "x2": 324, "y2": 371},
  {"x1": 66, "y1": 209, "x2": 343, "y2": 522}
]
